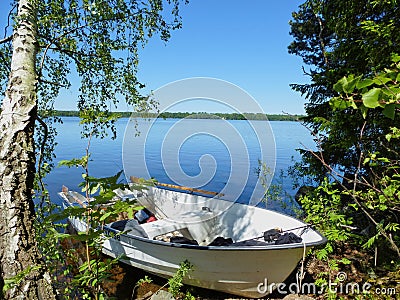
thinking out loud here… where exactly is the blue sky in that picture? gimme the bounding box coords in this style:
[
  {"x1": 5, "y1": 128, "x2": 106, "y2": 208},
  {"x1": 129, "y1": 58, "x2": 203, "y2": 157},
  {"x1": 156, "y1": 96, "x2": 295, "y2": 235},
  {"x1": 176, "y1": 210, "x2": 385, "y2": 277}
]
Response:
[
  {"x1": 133, "y1": 0, "x2": 308, "y2": 114},
  {"x1": 1, "y1": 0, "x2": 309, "y2": 114}
]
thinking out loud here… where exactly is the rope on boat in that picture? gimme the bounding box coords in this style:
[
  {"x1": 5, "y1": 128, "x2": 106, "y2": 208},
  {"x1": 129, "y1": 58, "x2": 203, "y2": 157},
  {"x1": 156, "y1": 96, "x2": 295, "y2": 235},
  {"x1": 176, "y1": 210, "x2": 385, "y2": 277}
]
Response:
[
  {"x1": 297, "y1": 240, "x2": 307, "y2": 289},
  {"x1": 253, "y1": 224, "x2": 313, "y2": 241}
]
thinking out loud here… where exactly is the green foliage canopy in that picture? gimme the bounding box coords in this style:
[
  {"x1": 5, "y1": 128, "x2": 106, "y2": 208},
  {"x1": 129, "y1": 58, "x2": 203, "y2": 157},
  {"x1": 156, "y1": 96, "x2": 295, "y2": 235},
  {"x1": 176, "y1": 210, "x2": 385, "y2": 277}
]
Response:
[
  {"x1": 290, "y1": 0, "x2": 400, "y2": 273},
  {"x1": 1, "y1": 0, "x2": 186, "y2": 136},
  {"x1": 288, "y1": 0, "x2": 400, "y2": 182}
]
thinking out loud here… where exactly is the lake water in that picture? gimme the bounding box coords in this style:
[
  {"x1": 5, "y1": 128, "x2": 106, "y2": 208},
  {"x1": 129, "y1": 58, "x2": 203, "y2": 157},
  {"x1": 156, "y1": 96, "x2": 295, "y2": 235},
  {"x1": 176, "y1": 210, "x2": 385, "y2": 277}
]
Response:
[{"x1": 45, "y1": 117, "x2": 314, "y2": 213}]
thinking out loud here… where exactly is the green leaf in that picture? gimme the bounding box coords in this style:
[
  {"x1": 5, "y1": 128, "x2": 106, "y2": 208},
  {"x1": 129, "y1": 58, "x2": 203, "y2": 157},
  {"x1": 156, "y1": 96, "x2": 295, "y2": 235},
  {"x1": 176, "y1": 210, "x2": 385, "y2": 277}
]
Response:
[
  {"x1": 362, "y1": 88, "x2": 381, "y2": 108},
  {"x1": 356, "y1": 78, "x2": 374, "y2": 89},
  {"x1": 333, "y1": 77, "x2": 347, "y2": 93},
  {"x1": 330, "y1": 97, "x2": 352, "y2": 110},
  {"x1": 58, "y1": 157, "x2": 88, "y2": 168},
  {"x1": 392, "y1": 53, "x2": 400, "y2": 63},
  {"x1": 373, "y1": 75, "x2": 391, "y2": 85},
  {"x1": 344, "y1": 75, "x2": 360, "y2": 93},
  {"x1": 377, "y1": 157, "x2": 390, "y2": 163},
  {"x1": 396, "y1": 72, "x2": 400, "y2": 82},
  {"x1": 383, "y1": 103, "x2": 395, "y2": 119},
  {"x1": 363, "y1": 157, "x2": 371, "y2": 164},
  {"x1": 381, "y1": 86, "x2": 400, "y2": 97},
  {"x1": 350, "y1": 99, "x2": 358, "y2": 109},
  {"x1": 340, "y1": 257, "x2": 351, "y2": 265},
  {"x1": 99, "y1": 211, "x2": 113, "y2": 221},
  {"x1": 360, "y1": 105, "x2": 369, "y2": 119}
]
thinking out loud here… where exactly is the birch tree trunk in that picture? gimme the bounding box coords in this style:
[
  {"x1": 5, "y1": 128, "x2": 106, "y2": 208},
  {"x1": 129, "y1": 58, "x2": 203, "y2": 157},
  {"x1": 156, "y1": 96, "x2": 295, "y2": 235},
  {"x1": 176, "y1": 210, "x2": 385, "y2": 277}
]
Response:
[{"x1": 0, "y1": 0, "x2": 56, "y2": 298}]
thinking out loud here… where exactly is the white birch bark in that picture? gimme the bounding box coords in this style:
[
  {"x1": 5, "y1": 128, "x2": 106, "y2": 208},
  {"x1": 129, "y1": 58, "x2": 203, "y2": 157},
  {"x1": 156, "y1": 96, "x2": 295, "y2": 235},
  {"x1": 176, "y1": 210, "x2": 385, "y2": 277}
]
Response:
[{"x1": 0, "y1": 0, "x2": 56, "y2": 298}]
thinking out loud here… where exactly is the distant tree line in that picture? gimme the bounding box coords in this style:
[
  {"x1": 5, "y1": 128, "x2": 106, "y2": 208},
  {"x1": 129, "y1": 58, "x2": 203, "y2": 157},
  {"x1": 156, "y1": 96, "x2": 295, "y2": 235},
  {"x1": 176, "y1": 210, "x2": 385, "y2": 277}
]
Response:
[{"x1": 44, "y1": 110, "x2": 303, "y2": 121}]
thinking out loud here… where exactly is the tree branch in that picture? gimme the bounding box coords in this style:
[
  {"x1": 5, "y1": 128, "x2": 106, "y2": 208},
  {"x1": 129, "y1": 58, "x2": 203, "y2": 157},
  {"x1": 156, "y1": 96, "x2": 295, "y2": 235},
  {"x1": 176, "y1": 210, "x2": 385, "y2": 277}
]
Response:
[
  {"x1": 302, "y1": 66, "x2": 312, "y2": 77},
  {"x1": 0, "y1": 36, "x2": 12, "y2": 44},
  {"x1": 38, "y1": 78, "x2": 70, "y2": 89},
  {"x1": 299, "y1": 121, "x2": 400, "y2": 258},
  {"x1": 306, "y1": 147, "x2": 400, "y2": 257},
  {"x1": 353, "y1": 121, "x2": 367, "y2": 192},
  {"x1": 35, "y1": 116, "x2": 48, "y2": 209},
  {"x1": 315, "y1": 14, "x2": 329, "y2": 67},
  {"x1": 3, "y1": 3, "x2": 17, "y2": 40}
]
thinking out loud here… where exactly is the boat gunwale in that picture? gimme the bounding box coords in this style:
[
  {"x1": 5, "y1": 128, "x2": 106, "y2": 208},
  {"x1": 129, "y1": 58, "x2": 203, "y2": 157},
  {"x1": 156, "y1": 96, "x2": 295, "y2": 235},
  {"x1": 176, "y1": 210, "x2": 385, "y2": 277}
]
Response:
[
  {"x1": 59, "y1": 190, "x2": 327, "y2": 251},
  {"x1": 103, "y1": 225, "x2": 327, "y2": 251}
]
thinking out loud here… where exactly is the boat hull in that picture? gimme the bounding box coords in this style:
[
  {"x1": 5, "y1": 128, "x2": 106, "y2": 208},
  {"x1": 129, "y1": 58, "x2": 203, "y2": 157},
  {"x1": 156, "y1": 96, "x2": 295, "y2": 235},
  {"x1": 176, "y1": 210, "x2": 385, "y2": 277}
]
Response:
[
  {"x1": 102, "y1": 229, "x2": 311, "y2": 298},
  {"x1": 60, "y1": 186, "x2": 326, "y2": 298}
]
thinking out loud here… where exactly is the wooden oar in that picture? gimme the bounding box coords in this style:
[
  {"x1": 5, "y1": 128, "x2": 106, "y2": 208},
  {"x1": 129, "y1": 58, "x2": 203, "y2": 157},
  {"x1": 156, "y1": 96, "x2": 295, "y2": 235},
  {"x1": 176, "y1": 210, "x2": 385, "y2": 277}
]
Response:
[{"x1": 130, "y1": 176, "x2": 224, "y2": 197}]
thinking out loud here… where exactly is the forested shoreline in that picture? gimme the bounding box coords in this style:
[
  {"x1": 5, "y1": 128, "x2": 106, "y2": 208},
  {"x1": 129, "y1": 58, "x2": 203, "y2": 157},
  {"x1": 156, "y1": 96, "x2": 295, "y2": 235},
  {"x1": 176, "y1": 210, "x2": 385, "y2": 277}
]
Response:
[{"x1": 45, "y1": 110, "x2": 303, "y2": 121}]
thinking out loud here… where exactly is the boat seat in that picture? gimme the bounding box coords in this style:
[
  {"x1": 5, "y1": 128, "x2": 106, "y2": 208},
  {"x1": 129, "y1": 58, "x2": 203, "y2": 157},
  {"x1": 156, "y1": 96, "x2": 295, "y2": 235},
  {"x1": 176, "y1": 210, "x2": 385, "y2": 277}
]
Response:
[
  {"x1": 140, "y1": 219, "x2": 190, "y2": 240},
  {"x1": 167, "y1": 210, "x2": 219, "y2": 245},
  {"x1": 141, "y1": 211, "x2": 214, "y2": 242}
]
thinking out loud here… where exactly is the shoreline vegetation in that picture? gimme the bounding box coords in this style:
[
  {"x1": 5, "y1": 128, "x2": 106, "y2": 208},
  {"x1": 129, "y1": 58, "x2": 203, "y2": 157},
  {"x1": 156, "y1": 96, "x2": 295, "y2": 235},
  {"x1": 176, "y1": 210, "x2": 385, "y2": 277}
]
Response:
[{"x1": 42, "y1": 110, "x2": 303, "y2": 121}]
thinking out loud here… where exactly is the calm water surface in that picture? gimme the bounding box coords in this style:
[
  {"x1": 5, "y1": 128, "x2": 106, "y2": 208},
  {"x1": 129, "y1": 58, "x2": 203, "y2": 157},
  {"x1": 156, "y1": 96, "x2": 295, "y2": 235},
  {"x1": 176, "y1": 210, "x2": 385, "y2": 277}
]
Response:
[{"x1": 45, "y1": 117, "x2": 314, "y2": 212}]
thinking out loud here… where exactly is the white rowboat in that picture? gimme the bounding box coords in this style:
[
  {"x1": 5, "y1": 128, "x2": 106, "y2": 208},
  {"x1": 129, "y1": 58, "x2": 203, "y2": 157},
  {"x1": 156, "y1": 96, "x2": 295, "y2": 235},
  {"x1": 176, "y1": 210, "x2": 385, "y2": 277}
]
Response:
[{"x1": 59, "y1": 181, "x2": 326, "y2": 298}]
